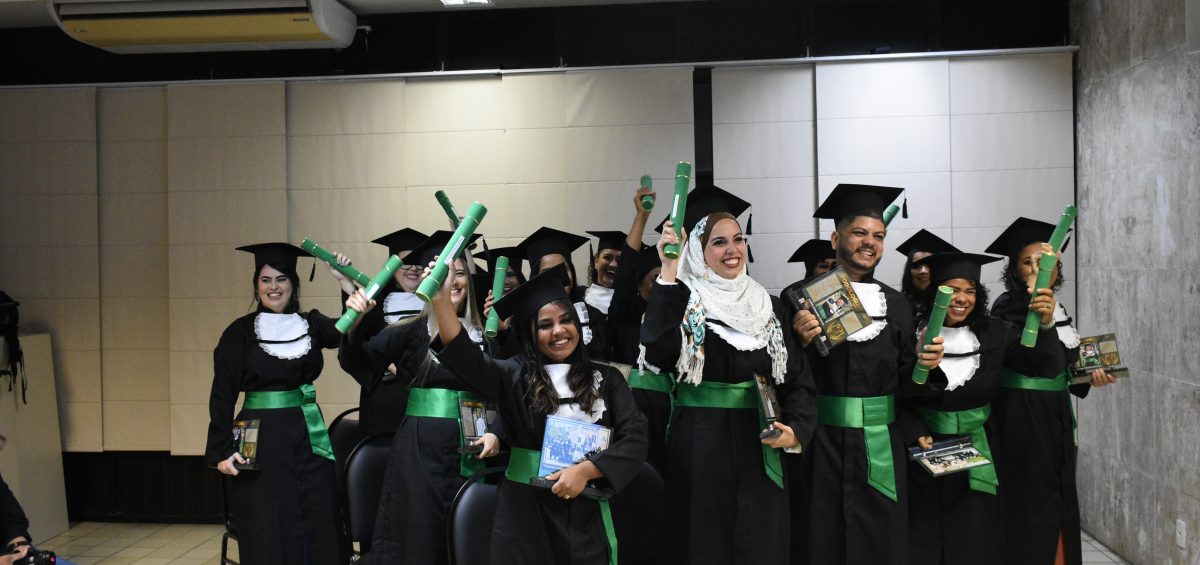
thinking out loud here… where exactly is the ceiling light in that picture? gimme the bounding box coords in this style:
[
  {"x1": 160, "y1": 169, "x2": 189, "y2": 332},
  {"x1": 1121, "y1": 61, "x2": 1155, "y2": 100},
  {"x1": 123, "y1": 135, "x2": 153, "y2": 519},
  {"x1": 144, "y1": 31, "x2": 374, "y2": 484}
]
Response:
[{"x1": 441, "y1": 0, "x2": 491, "y2": 6}]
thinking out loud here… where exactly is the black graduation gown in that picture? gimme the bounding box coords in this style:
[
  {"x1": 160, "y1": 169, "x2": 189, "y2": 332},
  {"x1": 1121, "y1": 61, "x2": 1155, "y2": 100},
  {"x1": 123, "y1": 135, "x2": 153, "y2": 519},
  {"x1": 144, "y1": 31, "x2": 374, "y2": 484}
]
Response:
[
  {"x1": 902, "y1": 319, "x2": 1066, "y2": 565},
  {"x1": 573, "y1": 285, "x2": 615, "y2": 362},
  {"x1": 792, "y1": 276, "x2": 916, "y2": 565},
  {"x1": 641, "y1": 280, "x2": 817, "y2": 565},
  {"x1": 438, "y1": 330, "x2": 648, "y2": 565},
  {"x1": 337, "y1": 283, "x2": 419, "y2": 436},
  {"x1": 607, "y1": 242, "x2": 670, "y2": 473},
  {"x1": 990, "y1": 289, "x2": 1089, "y2": 565},
  {"x1": 342, "y1": 319, "x2": 498, "y2": 565},
  {"x1": 205, "y1": 308, "x2": 342, "y2": 565}
]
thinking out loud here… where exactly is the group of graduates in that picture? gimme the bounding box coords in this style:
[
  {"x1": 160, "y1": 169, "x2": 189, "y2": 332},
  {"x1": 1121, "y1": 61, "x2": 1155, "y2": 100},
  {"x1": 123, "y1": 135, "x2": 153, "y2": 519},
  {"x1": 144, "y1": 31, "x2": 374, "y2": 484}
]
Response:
[{"x1": 204, "y1": 180, "x2": 1117, "y2": 565}]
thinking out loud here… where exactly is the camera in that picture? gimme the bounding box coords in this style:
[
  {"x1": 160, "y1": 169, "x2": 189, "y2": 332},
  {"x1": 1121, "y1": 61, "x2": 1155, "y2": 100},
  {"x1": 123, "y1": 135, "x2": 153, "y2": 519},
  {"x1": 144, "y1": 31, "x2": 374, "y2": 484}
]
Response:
[{"x1": 10, "y1": 544, "x2": 55, "y2": 565}]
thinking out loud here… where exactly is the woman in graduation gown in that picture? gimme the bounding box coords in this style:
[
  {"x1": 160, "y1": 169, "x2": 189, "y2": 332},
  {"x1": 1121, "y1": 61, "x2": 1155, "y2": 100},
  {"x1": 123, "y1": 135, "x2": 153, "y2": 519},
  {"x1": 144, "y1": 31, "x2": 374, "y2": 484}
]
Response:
[
  {"x1": 903, "y1": 252, "x2": 1066, "y2": 565},
  {"x1": 984, "y1": 218, "x2": 1117, "y2": 565},
  {"x1": 430, "y1": 263, "x2": 647, "y2": 565},
  {"x1": 205, "y1": 243, "x2": 355, "y2": 564},
  {"x1": 895, "y1": 230, "x2": 960, "y2": 323},
  {"x1": 335, "y1": 227, "x2": 427, "y2": 436},
  {"x1": 641, "y1": 191, "x2": 818, "y2": 565},
  {"x1": 342, "y1": 232, "x2": 500, "y2": 565},
  {"x1": 519, "y1": 226, "x2": 614, "y2": 361}
]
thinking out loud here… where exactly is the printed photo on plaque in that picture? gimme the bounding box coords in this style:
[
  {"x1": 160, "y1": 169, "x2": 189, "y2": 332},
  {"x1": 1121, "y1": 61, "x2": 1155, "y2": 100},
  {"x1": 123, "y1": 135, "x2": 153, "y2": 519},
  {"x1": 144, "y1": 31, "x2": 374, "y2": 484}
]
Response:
[
  {"x1": 1070, "y1": 333, "x2": 1130, "y2": 384},
  {"x1": 783, "y1": 267, "x2": 872, "y2": 356},
  {"x1": 528, "y1": 415, "x2": 615, "y2": 498},
  {"x1": 232, "y1": 419, "x2": 261, "y2": 470},
  {"x1": 459, "y1": 399, "x2": 499, "y2": 454},
  {"x1": 908, "y1": 436, "x2": 991, "y2": 477},
  {"x1": 754, "y1": 374, "x2": 782, "y2": 440}
]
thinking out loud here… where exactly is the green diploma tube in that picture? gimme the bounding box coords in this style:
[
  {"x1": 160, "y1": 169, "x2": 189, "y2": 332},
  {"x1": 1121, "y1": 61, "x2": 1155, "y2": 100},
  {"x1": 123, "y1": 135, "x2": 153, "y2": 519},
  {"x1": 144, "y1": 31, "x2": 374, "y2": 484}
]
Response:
[
  {"x1": 663, "y1": 161, "x2": 692, "y2": 259},
  {"x1": 1048, "y1": 205, "x2": 1078, "y2": 251},
  {"x1": 882, "y1": 203, "x2": 901, "y2": 226},
  {"x1": 300, "y1": 238, "x2": 372, "y2": 287},
  {"x1": 484, "y1": 256, "x2": 509, "y2": 337},
  {"x1": 1020, "y1": 251, "x2": 1058, "y2": 347},
  {"x1": 335, "y1": 254, "x2": 404, "y2": 334},
  {"x1": 639, "y1": 174, "x2": 655, "y2": 211},
  {"x1": 912, "y1": 286, "x2": 953, "y2": 384},
  {"x1": 417, "y1": 201, "x2": 488, "y2": 302},
  {"x1": 435, "y1": 190, "x2": 461, "y2": 228}
]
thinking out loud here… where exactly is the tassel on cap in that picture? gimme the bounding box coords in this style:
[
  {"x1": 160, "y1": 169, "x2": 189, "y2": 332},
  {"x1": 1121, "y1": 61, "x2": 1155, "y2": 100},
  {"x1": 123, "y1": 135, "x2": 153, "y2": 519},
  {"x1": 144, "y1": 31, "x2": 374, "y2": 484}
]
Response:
[
  {"x1": 308, "y1": 262, "x2": 316, "y2": 282},
  {"x1": 746, "y1": 213, "x2": 753, "y2": 235},
  {"x1": 901, "y1": 197, "x2": 908, "y2": 219}
]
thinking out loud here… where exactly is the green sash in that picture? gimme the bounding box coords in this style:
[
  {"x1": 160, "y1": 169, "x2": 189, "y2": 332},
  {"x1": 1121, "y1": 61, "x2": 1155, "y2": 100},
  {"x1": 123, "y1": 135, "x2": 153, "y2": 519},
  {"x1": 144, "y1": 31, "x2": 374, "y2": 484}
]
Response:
[
  {"x1": 818, "y1": 394, "x2": 897, "y2": 501},
  {"x1": 628, "y1": 369, "x2": 675, "y2": 394},
  {"x1": 243, "y1": 383, "x2": 333, "y2": 461},
  {"x1": 1001, "y1": 370, "x2": 1077, "y2": 445},
  {"x1": 914, "y1": 405, "x2": 998, "y2": 495},
  {"x1": 406, "y1": 387, "x2": 486, "y2": 478},
  {"x1": 674, "y1": 380, "x2": 785, "y2": 489},
  {"x1": 507, "y1": 447, "x2": 618, "y2": 565}
]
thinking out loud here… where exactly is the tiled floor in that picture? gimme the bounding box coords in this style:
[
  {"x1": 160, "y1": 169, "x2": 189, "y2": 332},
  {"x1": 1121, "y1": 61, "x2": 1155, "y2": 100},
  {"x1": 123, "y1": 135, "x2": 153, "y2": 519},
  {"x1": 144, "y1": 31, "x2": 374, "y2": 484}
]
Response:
[
  {"x1": 41, "y1": 521, "x2": 1127, "y2": 564},
  {"x1": 39, "y1": 522, "x2": 235, "y2": 565}
]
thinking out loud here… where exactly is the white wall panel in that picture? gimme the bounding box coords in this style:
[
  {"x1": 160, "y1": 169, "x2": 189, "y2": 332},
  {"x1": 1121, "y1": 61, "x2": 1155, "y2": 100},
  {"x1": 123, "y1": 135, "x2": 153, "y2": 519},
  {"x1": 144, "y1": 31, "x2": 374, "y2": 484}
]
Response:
[
  {"x1": 563, "y1": 124, "x2": 695, "y2": 182},
  {"x1": 100, "y1": 246, "x2": 168, "y2": 298},
  {"x1": 712, "y1": 65, "x2": 814, "y2": 124},
  {"x1": 713, "y1": 122, "x2": 815, "y2": 179},
  {"x1": 102, "y1": 349, "x2": 170, "y2": 401},
  {"x1": 951, "y1": 168, "x2": 1075, "y2": 228},
  {"x1": 405, "y1": 77, "x2": 505, "y2": 133},
  {"x1": 818, "y1": 115, "x2": 951, "y2": 176},
  {"x1": 101, "y1": 298, "x2": 169, "y2": 350},
  {"x1": 167, "y1": 83, "x2": 285, "y2": 138},
  {"x1": 949, "y1": 53, "x2": 1073, "y2": 115},
  {"x1": 500, "y1": 129, "x2": 569, "y2": 184},
  {"x1": 98, "y1": 142, "x2": 166, "y2": 194},
  {"x1": 950, "y1": 111, "x2": 1075, "y2": 171},
  {"x1": 816, "y1": 59, "x2": 950, "y2": 119},
  {"x1": 404, "y1": 130, "x2": 508, "y2": 187},
  {"x1": 0, "y1": 89, "x2": 96, "y2": 142},
  {"x1": 501, "y1": 74, "x2": 566, "y2": 130},
  {"x1": 288, "y1": 134, "x2": 407, "y2": 190},
  {"x1": 167, "y1": 191, "x2": 287, "y2": 245},
  {"x1": 565, "y1": 68, "x2": 694, "y2": 127},
  {"x1": 816, "y1": 172, "x2": 953, "y2": 235},
  {"x1": 166, "y1": 136, "x2": 286, "y2": 193},
  {"x1": 0, "y1": 142, "x2": 98, "y2": 194},
  {"x1": 287, "y1": 80, "x2": 406, "y2": 136}
]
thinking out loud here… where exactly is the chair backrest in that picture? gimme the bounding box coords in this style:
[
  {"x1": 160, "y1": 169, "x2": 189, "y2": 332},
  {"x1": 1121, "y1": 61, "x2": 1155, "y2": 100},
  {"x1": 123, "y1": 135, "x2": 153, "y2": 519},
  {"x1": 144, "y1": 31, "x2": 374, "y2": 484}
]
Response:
[
  {"x1": 446, "y1": 467, "x2": 505, "y2": 565},
  {"x1": 343, "y1": 433, "x2": 393, "y2": 554},
  {"x1": 328, "y1": 407, "x2": 364, "y2": 478},
  {"x1": 610, "y1": 462, "x2": 666, "y2": 565},
  {"x1": 220, "y1": 474, "x2": 237, "y2": 536}
]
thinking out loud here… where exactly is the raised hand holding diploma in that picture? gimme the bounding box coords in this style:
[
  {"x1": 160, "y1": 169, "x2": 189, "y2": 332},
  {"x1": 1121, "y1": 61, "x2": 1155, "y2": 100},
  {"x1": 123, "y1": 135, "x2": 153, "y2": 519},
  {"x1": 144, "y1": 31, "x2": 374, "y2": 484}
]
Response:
[
  {"x1": 301, "y1": 238, "x2": 372, "y2": 287},
  {"x1": 913, "y1": 286, "x2": 953, "y2": 384},
  {"x1": 1022, "y1": 205, "x2": 1076, "y2": 347},
  {"x1": 485, "y1": 256, "x2": 509, "y2": 337},
  {"x1": 663, "y1": 161, "x2": 692, "y2": 260},
  {"x1": 656, "y1": 219, "x2": 684, "y2": 282},
  {"x1": 417, "y1": 201, "x2": 487, "y2": 302},
  {"x1": 336, "y1": 255, "x2": 403, "y2": 333}
]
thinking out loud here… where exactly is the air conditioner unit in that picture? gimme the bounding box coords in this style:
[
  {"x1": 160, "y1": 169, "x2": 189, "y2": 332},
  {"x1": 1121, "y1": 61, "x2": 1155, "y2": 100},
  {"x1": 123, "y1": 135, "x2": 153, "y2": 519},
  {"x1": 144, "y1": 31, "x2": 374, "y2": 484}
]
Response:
[{"x1": 47, "y1": 0, "x2": 357, "y2": 54}]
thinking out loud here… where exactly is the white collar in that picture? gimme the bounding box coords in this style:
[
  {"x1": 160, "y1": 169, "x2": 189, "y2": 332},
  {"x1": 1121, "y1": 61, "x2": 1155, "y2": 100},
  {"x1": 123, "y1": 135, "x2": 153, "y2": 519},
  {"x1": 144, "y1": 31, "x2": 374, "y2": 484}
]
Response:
[
  {"x1": 254, "y1": 312, "x2": 311, "y2": 360},
  {"x1": 939, "y1": 326, "x2": 981, "y2": 391},
  {"x1": 847, "y1": 281, "x2": 888, "y2": 342},
  {"x1": 545, "y1": 364, "x2": 606, "y2": 423},
  {"x1": 584, "y1": 285, "x2": 614, "y2": 314},
  {"x1": 1053, "y1": 303, "x2": 1081, "y2": 349},
  {"x1": 382, "y1": 292, "x2": 424, "y2": 324}
]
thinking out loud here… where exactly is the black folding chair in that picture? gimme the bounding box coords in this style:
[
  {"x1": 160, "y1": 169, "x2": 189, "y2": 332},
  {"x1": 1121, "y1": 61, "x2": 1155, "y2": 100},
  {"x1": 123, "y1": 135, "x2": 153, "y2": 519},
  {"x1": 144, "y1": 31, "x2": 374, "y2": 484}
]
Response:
[
  {"x1": 610, "y1": 462, "x2": 666, "y2": 565},
  {"x1": 446, "y1": 467, "x2": 505, "y2": 565},
  {"x1": 343, "y1": 433, "x2": 393, "y2": 559},
  {"x1": 329, "y1": 407, "x2": 364, "y2": 480},
  {"x1": 220, "y1": 475, "x2": 240, "y2": 565}
]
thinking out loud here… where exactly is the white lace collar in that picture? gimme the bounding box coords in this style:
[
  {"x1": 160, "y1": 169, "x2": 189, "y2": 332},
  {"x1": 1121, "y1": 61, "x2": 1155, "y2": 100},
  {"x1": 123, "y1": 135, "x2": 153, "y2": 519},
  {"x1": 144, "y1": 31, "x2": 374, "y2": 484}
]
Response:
[
  {"x1": 584, "y1": 284, "x2": 614, "y2": 314},
  {"x1": 847, "y1": 281, "x2": 888, "y2": 342},
  {"x1": 382, "y1": 291, "x2": 424, "y2": 324},
  {"x1": 939, "y1": 326, "x2": 981, "y2": 391},
  {"x1": 707, "y1": 322, "x2": 766, "y2": 351},
  {"x1": 546, "y1": 364, "x2": 606, "y2": 423},
  {"x1": 573, "y1": 301, "x2": 593, "y2": 345},
  {"x1": 1054, "y1": 303, "x2": 1081, "y2": 349},
  {"x1": 254, "y1": 312, "x2": 311, "y2": 360}
]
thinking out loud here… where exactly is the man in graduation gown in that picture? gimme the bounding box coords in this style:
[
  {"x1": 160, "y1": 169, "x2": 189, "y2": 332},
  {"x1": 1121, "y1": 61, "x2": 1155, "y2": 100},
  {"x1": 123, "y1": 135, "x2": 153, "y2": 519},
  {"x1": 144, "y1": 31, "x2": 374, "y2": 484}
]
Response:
[{"x1": 789, "y1": 184, "x2": 943, "y2": 564}]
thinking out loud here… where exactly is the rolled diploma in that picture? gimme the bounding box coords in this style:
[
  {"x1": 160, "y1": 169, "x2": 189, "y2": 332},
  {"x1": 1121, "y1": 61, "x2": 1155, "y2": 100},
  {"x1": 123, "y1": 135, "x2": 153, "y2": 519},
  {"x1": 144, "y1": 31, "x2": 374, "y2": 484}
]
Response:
[
  {"x1": 912, "y1": 286, "x2": 953, "y2": 384},
  {"x1": 336, "y1": 254, "x2": 404, "y2": 334},
  {"x1": 301, "y1": 238, "x2": 372, "y2": 287},
  {"x1": 1020, "y1": 251, "x2": 1058, "y2": 347},
  {"x1": 435, "y1": 190, "x2": 461, "y2": 228},
  {"x1": 639, "y1": 174, "x2": 655, "y2": 211},
  {"x1": 882, "y1": 203, "x2": 901, "y2": 226},
  {"x1": 417, "y1": 201, "x2": 488, "y2": 302},
  {"x1": 1048, "y1": 205, "x2": 1077, "y2": 252},
  {"x1": 484, "y1": 256, "x2": 509, "y2": 337},
  {"x1": 663, "y1": 161, "x2": 692, "y2": 260}
]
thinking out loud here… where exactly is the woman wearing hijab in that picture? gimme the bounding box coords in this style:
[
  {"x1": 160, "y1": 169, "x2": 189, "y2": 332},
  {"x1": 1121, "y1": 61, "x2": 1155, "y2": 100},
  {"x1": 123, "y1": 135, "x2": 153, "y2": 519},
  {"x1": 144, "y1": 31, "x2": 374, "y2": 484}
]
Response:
[
  {"x1": 342, "y1": 231, "x2": 501, "y2": 565},
  {"x1": 428, "y1": 263, "x2": 647, "y2": 565},
  {"x1": 640, "y1": 186, "x2": 817, "y2": 565},
  {"x1": 206, "y1": 243, "x2": 355, "y2": 564},
  {"x1": 903, "y1": 251, "x2": 1065, "y2": 565}
]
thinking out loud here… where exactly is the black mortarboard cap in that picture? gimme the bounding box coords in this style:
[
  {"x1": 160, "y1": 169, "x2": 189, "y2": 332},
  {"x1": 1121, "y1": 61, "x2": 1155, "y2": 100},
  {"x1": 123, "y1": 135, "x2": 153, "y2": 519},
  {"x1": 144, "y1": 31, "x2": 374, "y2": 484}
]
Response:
[
  {"x1": 371, "y1": 228, "x2": 428, "y2": 257},
  {"x1": 984, "y1": 217, "x2": 1057, "y2": 258},
  {"x1": 236, "y1": 243, "x2": 311, "y2": 276},
  {"x1": 485, "y1": 246, "x2": 526, "y2": 282},
  {"x1": 518, "y1": 227, "x2": 589, "y2": 274},
  {"x1": 493, "y1": 263, "x2": 573, "y2": 324},
  {"x1": 895, "y1": 229, "x2": 960, "y2": 257},
  {"x1": 913, "y1": 252, "x2": 1002, "y2": 285},
  {"x1": 634, "y1": 244, "x2": 662, "y2": 282},
  {"x1": 654, "y1": 184, "x2": 752, "y2": 234},
  {"x1": 407, "y1": 230, "x2": 483, "y2": 268},
  {"x1": 787, "y1": 239, "x2": 836, "y2": 273},
  {"x1": 812, "y1": 184, "x2": 904, "y2": 221},
  {"x1": 587, "y1": 231, "x2": 628, "y2": 253}
]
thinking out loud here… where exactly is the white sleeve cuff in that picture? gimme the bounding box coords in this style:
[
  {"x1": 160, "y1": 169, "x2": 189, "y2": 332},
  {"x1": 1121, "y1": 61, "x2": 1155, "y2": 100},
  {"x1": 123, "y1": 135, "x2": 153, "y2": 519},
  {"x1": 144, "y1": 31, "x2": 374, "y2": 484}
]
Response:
[
  {"x1": 784, "y1": 443, "x2": 803, "y2": 455},
  {"x1": 655, "y1": 275, "x2": 677, "y2": 286}
]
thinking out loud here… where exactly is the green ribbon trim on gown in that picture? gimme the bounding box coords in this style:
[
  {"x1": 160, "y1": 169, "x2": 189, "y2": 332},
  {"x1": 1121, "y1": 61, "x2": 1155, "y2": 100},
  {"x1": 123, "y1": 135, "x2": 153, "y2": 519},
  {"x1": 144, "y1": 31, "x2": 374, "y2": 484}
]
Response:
[
  {"x1": 243, "y1": 383, "x2": 334, "y2": 461},
  {"x1": 674, "y1": 379, "x2": 785, "y2": 489},
  {"x1": 817, "y1": 394, "x2": 898, "y2": 501},
  {"x1": 406, "y1": 387, "x2": 487, "y2": 478},
  {"x1": 914, "y1": 405, "x2": 998, "y2": 495}
]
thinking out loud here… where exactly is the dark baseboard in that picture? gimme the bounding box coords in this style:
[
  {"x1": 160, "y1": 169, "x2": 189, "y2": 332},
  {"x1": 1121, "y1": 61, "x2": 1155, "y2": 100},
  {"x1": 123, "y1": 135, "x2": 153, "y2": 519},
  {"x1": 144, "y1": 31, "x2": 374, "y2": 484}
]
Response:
[{"x1": 63, "y1": 452, "x2": 223, "y2": 524}]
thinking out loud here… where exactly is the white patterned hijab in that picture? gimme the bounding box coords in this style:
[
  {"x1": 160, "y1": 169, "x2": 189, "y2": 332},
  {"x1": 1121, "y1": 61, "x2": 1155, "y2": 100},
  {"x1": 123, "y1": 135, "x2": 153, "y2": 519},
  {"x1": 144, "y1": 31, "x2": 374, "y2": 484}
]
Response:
[{"x1": 674, "y1": 215, "x2": 787, "y2": 385}]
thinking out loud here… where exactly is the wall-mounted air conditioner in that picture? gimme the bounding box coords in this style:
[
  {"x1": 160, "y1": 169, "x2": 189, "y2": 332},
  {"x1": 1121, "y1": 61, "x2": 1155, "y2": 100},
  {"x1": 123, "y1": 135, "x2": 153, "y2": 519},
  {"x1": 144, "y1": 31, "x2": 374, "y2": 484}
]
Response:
[{"x1": 47, "y1": 0, "x2": 357, "y2": 54}]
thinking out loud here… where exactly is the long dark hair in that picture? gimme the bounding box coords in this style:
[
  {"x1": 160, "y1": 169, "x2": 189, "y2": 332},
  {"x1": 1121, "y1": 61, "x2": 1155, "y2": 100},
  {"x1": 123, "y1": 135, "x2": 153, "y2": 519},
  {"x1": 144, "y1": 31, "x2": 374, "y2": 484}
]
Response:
[
  {"x1": 922, "y1": 278, "x2": 991, "y2": 335},
  {"x1": 516, "y1": 298, "x2": 599, "y2": 418},
  {"x1": 250, "y1": 263, "x2": 301, "y2": 314},
  {"x1": 1001, "y1": 256, "x2": 1065, "y2": 293}
]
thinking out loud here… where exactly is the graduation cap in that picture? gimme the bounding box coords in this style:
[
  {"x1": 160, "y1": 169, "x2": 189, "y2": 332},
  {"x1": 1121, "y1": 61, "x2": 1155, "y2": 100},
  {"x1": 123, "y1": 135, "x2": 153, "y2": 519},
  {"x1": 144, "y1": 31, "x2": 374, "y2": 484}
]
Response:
[
  {"x1": 493, "y1": 263, "x2": 574, "y2": 325},
  {"x1": 587, "y1": 231, "x2": 628, "y2": 253},
  {"x1": 984, "y1": 217, "x2": 1059, "y2": 258},
  {"x1": 634, "y1": 244, "x2": 662, "y2": 282},
  {"x1": 406, "y1": 230, "x2": 483, "y2": 268},
  {"x1": 787, "y1": 238, "x2": 836, "y2": 275},
  {"x1": 236, "y1": 243, "x2": 312, "y2": 278},
  {"x1": 518, "y1": 227, "x2": 589, "y2": 276},
  {"x1": 654, "y1": 185, "x2": 752, "y2": 235},
  {"x1": 813, "y1": 184, "x2": 904, "y2": 222},
  {"x1": 371, "y1": 228, "x2": 428, "y2": 257},
  {"x1": 895, "y1": 229, "x2": 960, "y2": 258},
  {"x1": 913, "y1": 252, "x2": 1002, "y2": 285},
  {"x1": 484, "y1": 246, "x2": 527, "y2": 284}
]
